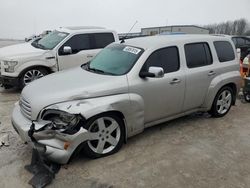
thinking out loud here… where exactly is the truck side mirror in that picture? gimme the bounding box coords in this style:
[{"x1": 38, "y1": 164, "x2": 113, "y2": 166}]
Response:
[{"x1": 63, "y1": 46, "x2": 72, "y2": 55}]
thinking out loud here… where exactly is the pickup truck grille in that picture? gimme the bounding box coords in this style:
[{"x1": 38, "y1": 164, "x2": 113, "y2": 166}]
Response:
[
  {"x1": 0, "y1": 60, "x2": 2, "y2": 75},
  {"x1": 19, "y1": 96, "x2": 32, "y2": 120}
]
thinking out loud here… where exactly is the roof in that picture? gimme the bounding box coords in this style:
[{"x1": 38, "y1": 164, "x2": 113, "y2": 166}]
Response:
[
  {"x1": 141, "y1": 25, "x2": 209, "y2": 31},
  {"x1": 122, "y1": 34, "x2": 230, "y2": 50},
  {"x1": 57, "y1": 26, "x2": 107, "y2": 34}
]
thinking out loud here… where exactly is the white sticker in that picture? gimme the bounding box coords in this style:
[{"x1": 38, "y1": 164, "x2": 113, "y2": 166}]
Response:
[{"x1": 123, "y1": 46, "x2": 141, "y2": 55}]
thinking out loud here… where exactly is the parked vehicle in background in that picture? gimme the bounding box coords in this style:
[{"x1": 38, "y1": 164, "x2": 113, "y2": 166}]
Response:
[
  {"x1": 0, "y1": 26, "x2": 118, "y2": 89},
  {"x1": 25, "y1": 34, "x2": 38, "y2": 42},
  {"x1": 231, "y1": 36, "x2": 250, "y2": 60},
  {"x1": 25, "y1": 30, "x2": 52, "y2": 42},
  {"x1": 12, "y1": 35, "x2": 241, "y2": 164}
]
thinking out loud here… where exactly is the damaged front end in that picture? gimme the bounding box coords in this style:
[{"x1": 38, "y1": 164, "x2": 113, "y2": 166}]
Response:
[
  {"x1": 12, "y1": 103, "x2": 91, "y2": 187},
  {"x1": 24, "y1": 111, "x2": 86, "y2": 187},
  {"x1": 12, "y1": 104, "x2": 90, "y2": 164}
]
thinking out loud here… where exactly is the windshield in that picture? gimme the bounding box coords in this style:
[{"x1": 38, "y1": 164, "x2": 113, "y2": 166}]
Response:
[
  {"x1": 31, "y1": 30, "x2": 68, "y2": 50},
  {"x1": 84, "y1": 44, "x2": 144, "y2": 75}
]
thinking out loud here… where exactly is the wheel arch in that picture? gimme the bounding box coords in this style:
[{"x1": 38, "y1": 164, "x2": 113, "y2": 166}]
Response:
[
  {"x1": 203, "y1": 82, "x2": 238, "y2": 111},
  {"x1": 85, "y1": 110, "x2": 128, "y2": 143},
  {"x1": 19, "y1": 65, "x2": 53, "y2": 78}
]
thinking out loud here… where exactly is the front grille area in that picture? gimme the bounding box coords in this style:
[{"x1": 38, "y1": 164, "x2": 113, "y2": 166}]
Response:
[
  {"x1": 19, "y1": 96, "x2": 32, "y2": 120},
  {"x1": 0, "y1": 60, "x2": 2, "y2": 75}
]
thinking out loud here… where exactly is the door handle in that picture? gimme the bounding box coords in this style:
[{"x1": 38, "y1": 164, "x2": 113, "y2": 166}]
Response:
[
  {"x1": 87, "y1": 54, "x2": 94, "y2": 58},
  {"x1": 208, "y1": 71, "x2": 216, "y2": 76},
  {"x1": 170, "y1": 78, "x2": 181, "y2": 84}
]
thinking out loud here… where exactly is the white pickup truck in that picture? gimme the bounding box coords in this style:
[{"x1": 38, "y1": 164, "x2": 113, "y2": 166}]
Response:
[{"x1": 0, "y1": 26, "x2": 118, "y2": 89}]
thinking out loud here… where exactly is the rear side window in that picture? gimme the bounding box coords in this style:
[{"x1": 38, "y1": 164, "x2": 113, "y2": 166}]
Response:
[
  {"x1": 143, "y1": 46, "x2": 180, "y2": 73},
  {"x1": 214, "y1": 41, "x2": 235, "y2": 62},
  {"x1": 92, "y1": 33, "x2": 115, "y2": 49},
  {"x1": 185, "y1": 43, "x2": 213, "y2": 68},
  {"x1": 245, "y1": 38, "x2": 250, "y2": 45},
  {"x1": 236, "y1": 38, "x2": 245, "y2": 46}
]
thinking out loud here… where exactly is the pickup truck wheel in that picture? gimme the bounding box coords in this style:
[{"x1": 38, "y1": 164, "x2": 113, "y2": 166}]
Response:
[
  {"x1": 83, "y1": 113, "x2": 125, "y2": 159},
  {"x1": 209, "y1": 86, "x2": 233, "y2": 117},
  {"x1": 20, "y1": 67, "x2": 48, "y2": 88}
]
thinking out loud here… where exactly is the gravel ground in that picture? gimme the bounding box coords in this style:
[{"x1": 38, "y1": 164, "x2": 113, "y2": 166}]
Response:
[{"x1": 0, "y1": 40, "x2": 250, "y2": 188}]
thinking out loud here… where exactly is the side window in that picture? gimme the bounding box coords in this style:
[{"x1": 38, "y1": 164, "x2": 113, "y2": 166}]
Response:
[
  {"x1": 184, "y1": 43, "x2": 213, "y2": 68},
  {"x1": 236, "y1": 38, "x2": 245, "y2": 46},
  {"x1": 59, "y1": 34, "x2": 91, "y2": 55},
  {"x1": 92, "y1": 33, "x2": 115, "y2": 49},
  {"x1": 143, "y1": 46, "x2": 180, "y2": 73},
  {"x1": 214, "y1": 41, "x2": 235, "y2": 62},
  {"x1": 245, "y1": 38, "x2": 250, "y2": 45}
]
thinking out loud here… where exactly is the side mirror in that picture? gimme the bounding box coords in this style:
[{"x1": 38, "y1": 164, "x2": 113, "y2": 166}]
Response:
[
  {"x1": 236, "y1": 48, "x2": 241, "y2": 59},
  {"x1": 63, "y1": 46, "x2": 72, "y2": 55},
  {"x1": 139, "y1": 66, "x2": 164, "y2": 78}
]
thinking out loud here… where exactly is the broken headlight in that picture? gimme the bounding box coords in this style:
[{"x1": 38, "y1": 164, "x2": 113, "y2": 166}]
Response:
[{"x1": 42, "y1": 110, "x2": 81, "y2": 133}]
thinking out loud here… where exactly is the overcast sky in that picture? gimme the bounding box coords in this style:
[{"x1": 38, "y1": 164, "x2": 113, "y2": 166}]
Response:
[{"x1": 0, "y1": 0, "x2": 249, "y2": 39}]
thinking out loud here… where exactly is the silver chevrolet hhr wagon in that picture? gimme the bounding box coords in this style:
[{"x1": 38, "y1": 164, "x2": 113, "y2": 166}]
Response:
[{"x1": 12, "y1": 35, "x2": 241, "y2": 164}]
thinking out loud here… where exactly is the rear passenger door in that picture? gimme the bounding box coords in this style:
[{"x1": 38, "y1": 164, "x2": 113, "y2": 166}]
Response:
[
  {"x1": 183, "y1": 42, "x2": 215, "y2": 111},
  {"x1": 57, "y1": 33, "x2": 115, "y2": 70}
]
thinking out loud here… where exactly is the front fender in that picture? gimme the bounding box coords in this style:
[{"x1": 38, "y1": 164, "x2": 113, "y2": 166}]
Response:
[{"x1": 44, "y1": 93, "x2": 145, "y2": 138}]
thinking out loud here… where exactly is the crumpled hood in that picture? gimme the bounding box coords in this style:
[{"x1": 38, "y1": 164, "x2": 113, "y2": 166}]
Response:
[
  {"x1": 21, "y1": 67, "x2": 129, "y2": 120},
  {"x1": 0, "y1": 42, "x2": 45, "y2": 60}
]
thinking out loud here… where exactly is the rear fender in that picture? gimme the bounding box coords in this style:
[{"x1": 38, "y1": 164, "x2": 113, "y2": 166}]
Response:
[{"x1": 202, "y1": 71, "x2": 241, "y2": 110}]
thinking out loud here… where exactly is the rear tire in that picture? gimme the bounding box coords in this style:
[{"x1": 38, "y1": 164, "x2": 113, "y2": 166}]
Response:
[
  {"x1": 244, "y1": 92, "x2": 250, "y2": 103},
  {"x1": 19, "y1": 67, "x2": 48, "y2": 89},
  {"x1": 209, "y1": 86, "x2": 233, "y2": 118},
  {"x1": 82, "y1": 113, "x2": 125, "y2": 159}
]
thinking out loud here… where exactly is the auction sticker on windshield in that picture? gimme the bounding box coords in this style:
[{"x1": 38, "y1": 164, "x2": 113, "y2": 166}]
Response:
[{"x1": 123, "y1": 46, "x2": 141, "y2": 55}]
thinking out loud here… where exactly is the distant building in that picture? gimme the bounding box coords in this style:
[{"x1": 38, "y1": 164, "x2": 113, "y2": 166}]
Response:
[
  {"x1": 118, "y1": 32, "x2": 143, "y2": 40},
  {"x1": 141, "y1": 25, "x2": 210, "y2": 36}
]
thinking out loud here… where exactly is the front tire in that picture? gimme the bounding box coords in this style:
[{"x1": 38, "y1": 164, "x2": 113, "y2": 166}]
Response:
[
  {"x1": 82, "y1": 113, "x2": 125, "y2": 159},
  {"x1": 209, "y1": 86, "x2": 233, "y2": 117},
  {"x1": 19, "y1": 67, "x2": 48, "y2": 89}
]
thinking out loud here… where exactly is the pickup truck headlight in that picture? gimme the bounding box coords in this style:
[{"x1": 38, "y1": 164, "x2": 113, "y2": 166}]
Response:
[
  {"x1": 41, "y1": 109, "x2": 82, "y2": 133},
  {"x1": 3, "y1": 61, "x2": 18, "y2": 73}
]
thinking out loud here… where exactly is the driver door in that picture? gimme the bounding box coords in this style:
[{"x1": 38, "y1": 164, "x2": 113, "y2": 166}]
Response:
[
  {"x1": 57, "y1": 34, "x2": 99, "y2": 70},
  {"x1": 128, "y1": 46, "x2": 185, "y2": 124}
]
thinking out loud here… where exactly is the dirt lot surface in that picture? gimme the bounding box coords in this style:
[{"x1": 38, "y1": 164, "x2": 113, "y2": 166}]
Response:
[{"x1": 0, "y1": 41, "x2": 250, "y2": 188}]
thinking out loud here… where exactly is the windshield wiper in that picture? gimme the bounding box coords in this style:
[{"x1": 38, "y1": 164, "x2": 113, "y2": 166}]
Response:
[
  {"x1": 84, "y1": 62, "x2": 116, "y2": 75},
  {"x1": 36, "y1": 43, "x2": 46, "y2": 49},
  {"x1": 87, "y1": 65, "x2": 105, "y2": 74},
  {"x1": 31, "y1": 41, "x2": 46, "y2": 50}
]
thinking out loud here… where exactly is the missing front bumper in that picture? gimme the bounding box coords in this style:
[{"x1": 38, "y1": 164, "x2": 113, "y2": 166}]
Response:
[{"x1": 25, "y1": 149, "x2": 61, "y2": 188}]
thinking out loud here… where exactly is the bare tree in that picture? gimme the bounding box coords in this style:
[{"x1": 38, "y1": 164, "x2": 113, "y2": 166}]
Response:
[
  {"x1": 237, "y1": 18, "x2": 247, "y2": 35},
  {"x1": 204, "y1": 18, "x2": 249, "y2": 35}
]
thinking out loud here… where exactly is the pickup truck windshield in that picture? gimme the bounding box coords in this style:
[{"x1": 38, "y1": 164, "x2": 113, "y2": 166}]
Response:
[
  {"x1": 31, "y1": 30, "x2": 68, "y2": 50},
  {"x1": 85, "y1": 44, "x2": 144, "y2": 75}
]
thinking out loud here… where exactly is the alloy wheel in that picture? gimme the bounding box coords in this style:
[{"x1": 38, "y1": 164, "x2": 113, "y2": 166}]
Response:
[
  {"x1": 23, "y1": 69, "x2": 44, "y2": 85},
  {"x1": 87, "y1": 117, "x2": 121, "y2": 154},
  {"x1": 216, "y1": 90, "x2": 232, "y2": 115}
]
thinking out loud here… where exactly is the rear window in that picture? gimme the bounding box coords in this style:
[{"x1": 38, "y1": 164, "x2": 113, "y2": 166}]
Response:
[
  {"x1": 92, "y1": 33, "x2": 115, "y2": 49},
  {"x1": 185, "y1": 42, "x2": 213, "y2": 68},
  {"x1": 214, "y1": 41, "x2": 235, "y2": 62}
]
